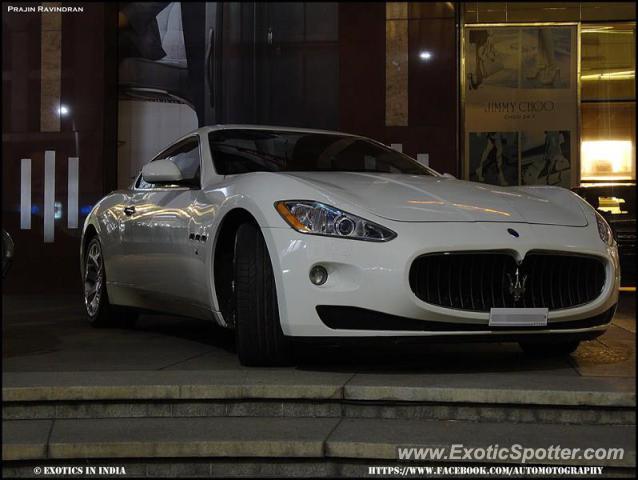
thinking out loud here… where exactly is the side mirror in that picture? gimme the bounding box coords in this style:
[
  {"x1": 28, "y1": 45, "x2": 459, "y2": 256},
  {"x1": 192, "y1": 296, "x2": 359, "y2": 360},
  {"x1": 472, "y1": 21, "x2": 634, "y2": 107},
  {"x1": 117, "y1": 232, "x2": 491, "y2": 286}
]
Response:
[
  {"x1": 441, "y1": 172, "x2": 455, "y2": 179},
  {"x1": 141, "y1": 159, "x2": 183, "y2": 184}
]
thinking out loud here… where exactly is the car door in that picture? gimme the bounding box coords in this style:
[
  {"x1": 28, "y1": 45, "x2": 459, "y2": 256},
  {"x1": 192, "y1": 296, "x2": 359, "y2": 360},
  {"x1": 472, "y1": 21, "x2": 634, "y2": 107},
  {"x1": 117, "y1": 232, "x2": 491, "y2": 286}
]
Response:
[{"x1": 124, "y1": 136, "x2": 204, "y2": 310}]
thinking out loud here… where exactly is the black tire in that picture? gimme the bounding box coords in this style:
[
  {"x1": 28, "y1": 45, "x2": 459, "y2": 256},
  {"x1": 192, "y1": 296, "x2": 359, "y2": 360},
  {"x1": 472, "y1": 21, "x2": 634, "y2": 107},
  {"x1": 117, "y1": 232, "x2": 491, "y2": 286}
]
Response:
[
  {"x1": 233, "y1": 222, "x2": 292, "y2": 366},
  {"x1": 519, "y1": 340, "x2": 580, "y2": 356},
  {"x1": 83, "y1": 237, "x2": 137, "y2": 328}
]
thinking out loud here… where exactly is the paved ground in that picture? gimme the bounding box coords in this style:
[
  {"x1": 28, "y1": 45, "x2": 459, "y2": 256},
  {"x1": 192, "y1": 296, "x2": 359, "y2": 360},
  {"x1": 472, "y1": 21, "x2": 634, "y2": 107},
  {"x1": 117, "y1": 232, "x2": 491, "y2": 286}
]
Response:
[
  {"x1": 2, "y1": 293, "x2": 635, "y2": 378},
  {"x1": 3, "y1": 295, "x2": 635, "y2": 476}
]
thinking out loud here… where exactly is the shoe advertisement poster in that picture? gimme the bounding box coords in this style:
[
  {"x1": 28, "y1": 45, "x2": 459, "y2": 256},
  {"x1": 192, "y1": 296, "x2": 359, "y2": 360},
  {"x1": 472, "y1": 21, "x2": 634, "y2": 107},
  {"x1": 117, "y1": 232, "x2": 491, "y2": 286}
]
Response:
[
  {"x1": 464, "y1": 25, "x2": 578, "y2": 188},
  {"x1": 468, "y1": 132, "x2": 519, "y2": 185}
]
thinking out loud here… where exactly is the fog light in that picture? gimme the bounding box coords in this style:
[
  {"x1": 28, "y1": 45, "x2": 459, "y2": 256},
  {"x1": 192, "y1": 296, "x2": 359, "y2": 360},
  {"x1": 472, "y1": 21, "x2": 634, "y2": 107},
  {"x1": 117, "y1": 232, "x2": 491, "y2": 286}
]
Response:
[{"x1": 309, "y1": 265, "x2": 328, "y2": 285}]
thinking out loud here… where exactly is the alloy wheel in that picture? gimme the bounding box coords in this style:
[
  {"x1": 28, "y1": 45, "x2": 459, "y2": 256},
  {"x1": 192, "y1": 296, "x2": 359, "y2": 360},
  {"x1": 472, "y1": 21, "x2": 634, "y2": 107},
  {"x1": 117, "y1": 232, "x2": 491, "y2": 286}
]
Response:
[{"x1": 84, "y1": 241, "x2": 103, "y2": 316}]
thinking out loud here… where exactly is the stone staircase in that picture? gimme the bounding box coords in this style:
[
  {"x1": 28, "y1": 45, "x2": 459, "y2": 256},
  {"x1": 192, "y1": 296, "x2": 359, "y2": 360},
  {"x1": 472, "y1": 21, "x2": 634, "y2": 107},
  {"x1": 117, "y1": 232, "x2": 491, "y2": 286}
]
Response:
[{"x1": 2, "y1": 370, "x2": 636, "y2": 477}]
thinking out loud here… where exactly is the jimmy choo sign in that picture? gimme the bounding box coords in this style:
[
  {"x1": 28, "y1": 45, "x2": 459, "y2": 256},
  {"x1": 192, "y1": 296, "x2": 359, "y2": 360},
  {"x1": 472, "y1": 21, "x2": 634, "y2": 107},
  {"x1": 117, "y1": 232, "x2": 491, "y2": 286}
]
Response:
[
  {"x1": 484, "y1": 101, "x2": 556, "y2": 113},
  {"x1": 464, "y1": 25, "x2": 578, "y2": 188}
]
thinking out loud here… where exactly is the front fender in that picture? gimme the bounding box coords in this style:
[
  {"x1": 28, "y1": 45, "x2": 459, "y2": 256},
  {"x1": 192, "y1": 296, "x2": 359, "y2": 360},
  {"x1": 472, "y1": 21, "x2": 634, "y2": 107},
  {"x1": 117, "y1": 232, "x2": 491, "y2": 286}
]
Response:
[{"x1": 79, "y1": 192, "x2": 127, "y2": 277}]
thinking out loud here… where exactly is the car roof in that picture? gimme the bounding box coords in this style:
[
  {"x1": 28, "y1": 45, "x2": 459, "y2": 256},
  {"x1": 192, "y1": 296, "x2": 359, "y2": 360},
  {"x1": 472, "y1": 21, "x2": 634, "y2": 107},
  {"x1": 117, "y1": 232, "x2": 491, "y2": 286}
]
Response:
[{"x1": 199, "y1": 124, "x2": 358, "y2": 137}]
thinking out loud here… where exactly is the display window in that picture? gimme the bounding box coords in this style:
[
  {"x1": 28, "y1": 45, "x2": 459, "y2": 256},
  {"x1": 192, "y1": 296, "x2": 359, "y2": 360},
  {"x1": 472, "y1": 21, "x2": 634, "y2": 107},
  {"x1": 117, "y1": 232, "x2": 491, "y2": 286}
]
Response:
[{"x1": 462, "y1": 3, "x2": 636, "y2": 186}]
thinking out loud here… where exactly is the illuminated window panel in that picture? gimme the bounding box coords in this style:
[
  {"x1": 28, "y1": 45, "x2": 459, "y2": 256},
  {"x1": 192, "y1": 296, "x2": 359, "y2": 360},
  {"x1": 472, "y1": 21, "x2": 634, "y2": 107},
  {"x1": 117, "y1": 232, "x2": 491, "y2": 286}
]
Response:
[
  {"x1": 581, "y1": 101, "x2": 635, "y2": 181},
  {"x1": 580, "y1": 22, "x2": 635, "y2": 183},
  {"x1": 581, "y1": 140, "x2": 635, "y2": 181},
  {"x1": 581, "y1": 23, "x2": 636, "y2": 102}
]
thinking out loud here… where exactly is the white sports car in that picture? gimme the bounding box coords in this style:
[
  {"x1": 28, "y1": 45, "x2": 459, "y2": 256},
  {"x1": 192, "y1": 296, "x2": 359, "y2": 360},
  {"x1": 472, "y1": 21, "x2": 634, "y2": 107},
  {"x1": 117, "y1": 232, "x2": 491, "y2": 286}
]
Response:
[{"x1": 81, "y1": 126, "x2": 620, "y2": 365}]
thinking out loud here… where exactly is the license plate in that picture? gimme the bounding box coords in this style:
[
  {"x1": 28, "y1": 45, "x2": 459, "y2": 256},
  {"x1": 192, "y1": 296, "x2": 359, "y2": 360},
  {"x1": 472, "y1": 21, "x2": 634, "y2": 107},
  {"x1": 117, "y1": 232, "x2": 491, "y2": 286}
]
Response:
[{"x1": 489, "y1": 308, "x2": 548, "y2": 327}]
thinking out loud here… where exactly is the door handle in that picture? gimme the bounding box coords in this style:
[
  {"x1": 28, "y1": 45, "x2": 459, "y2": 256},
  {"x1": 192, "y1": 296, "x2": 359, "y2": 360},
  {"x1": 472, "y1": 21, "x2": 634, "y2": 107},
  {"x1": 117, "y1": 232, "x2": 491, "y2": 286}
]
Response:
[{"x1": 124, "y1": 206, "x2": 136, "y2": 216}]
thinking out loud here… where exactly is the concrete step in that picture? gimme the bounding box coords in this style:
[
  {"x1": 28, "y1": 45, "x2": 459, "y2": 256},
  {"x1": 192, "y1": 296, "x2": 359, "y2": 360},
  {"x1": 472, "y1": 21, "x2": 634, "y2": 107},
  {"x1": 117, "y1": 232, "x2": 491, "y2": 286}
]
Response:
[
  {"x1": 3, "y1": 371, "x2": 635, "y2": 425},
  {"x1": 2, "y1": 417, "x2": 635, "y2": 468},
  {"x1": 4, "y1": 398, "x2": 636, "y2": 426}
]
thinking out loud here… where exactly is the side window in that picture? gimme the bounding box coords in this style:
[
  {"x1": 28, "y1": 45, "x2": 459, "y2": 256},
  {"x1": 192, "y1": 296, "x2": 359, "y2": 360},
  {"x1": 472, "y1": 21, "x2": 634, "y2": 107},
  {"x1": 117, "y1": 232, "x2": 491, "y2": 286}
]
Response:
[
  {"x1": 135, "y1": 137, "x2": 201, "y2": 189},
  {"x1": 169, "y1": 138, "x2": 201, "y2": 186}
]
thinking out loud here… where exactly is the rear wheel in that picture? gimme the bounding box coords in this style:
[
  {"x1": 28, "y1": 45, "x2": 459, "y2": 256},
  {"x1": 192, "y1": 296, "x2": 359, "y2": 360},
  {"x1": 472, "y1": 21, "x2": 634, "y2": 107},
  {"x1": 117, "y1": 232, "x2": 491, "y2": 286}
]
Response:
[
  {"x1": 84, "y1": 237, "x2": 137, "y2": 327},
  {"x1": 519, "y1": 340, "x2": 580, "y2": 356},
  {"x1": 233, "y1": 222, "x2": 292, "y2": 366}
]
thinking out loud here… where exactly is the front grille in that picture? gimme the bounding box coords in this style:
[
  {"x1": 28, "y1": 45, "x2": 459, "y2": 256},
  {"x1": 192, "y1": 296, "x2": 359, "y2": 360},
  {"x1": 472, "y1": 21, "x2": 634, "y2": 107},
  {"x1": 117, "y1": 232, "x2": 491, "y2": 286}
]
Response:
[{"x1": 409, "y1": 252, "x2": 606, "y2": 312}]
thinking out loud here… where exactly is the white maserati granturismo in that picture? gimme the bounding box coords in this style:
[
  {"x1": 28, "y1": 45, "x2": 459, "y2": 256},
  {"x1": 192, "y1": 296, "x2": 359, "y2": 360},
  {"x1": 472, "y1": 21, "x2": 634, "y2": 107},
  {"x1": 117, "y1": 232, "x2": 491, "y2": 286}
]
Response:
[{"x1": 81, "y1": 126, "x2": 620, "y2": 365}]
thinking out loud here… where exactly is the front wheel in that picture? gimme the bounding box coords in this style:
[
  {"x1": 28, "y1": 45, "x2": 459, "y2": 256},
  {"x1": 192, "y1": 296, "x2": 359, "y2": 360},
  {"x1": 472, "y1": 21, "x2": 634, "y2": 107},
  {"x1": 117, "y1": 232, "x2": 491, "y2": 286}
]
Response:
[
  {"x1": 233, "y1": 222, "x2": 292, "y2": 366},
  {"x1": 519, "y1": 340, "x2": 580, "y2": 356}
]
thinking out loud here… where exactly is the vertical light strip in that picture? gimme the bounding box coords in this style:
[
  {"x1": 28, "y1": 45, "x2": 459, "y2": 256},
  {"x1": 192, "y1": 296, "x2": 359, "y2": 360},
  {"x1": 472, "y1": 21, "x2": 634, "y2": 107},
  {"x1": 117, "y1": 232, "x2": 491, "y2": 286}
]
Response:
[
  {"x1": 20, "y1": 158, "x2": 32, "y2": 230},
  {"x1": 385, "y1": 2, "x2": 409, "y2": 126},
  {"x1": 40, "y1": 2, "x2": 62, "y2": 132},
  {"x1": 68, "y1": 157, "x2": 79, "y2": 228},
  {"x1": 44, "y1": 151, "x2": 56, "y2": 242}
]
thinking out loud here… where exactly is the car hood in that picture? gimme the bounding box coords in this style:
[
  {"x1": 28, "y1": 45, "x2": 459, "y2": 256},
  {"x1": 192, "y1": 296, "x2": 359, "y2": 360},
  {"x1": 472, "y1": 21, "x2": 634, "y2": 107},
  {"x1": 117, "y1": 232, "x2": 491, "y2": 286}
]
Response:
[{"x1": 281, "y1": 172, "x2": 588, "y2": 226}]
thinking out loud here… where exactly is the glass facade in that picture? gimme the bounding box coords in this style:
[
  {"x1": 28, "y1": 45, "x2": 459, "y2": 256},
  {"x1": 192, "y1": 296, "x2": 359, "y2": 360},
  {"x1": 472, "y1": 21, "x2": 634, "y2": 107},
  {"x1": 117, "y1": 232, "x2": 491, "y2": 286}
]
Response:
[
  {"x1": 462, "y1": 2, "x2": 636, "y2": 186},
  {"x1": 2, "y1": 3, "x2": 118, "y2": 293},
  {"x1": 581, "y1": 23, "x2": 635, "y2": 181}
]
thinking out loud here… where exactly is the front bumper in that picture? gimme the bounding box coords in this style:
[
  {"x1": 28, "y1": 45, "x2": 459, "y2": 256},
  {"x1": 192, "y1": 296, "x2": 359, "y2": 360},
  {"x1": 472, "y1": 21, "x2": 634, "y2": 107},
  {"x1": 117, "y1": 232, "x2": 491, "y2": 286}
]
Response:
[{"x1": 262, "y1": 221, "x2": 620, "y2": 338}]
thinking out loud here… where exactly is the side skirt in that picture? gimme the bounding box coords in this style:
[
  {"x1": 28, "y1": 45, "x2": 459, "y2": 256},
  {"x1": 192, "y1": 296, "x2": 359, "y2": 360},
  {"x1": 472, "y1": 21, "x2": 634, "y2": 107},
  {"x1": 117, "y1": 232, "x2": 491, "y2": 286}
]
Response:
[{"x1": 107, "y1": 283, "x2": 218, "y2": 322}]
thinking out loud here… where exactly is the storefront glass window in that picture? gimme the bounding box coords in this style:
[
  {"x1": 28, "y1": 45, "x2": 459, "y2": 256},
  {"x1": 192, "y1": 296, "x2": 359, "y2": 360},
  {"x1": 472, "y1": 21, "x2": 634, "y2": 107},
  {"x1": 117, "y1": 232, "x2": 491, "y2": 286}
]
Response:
[
  {"x1": 464, "y1": 2, "x2": 636, "y2": 24},
  {"x1": 580, "y1": 23, "x2": 636, "y2": 181}
]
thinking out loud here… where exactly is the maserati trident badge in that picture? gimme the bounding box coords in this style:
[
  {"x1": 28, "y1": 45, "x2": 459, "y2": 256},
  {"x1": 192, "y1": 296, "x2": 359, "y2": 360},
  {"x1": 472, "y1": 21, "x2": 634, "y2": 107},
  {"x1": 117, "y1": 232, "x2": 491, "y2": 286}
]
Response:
[{"x1": 507, "y1": 267, "x2": 528, "y2": 302}]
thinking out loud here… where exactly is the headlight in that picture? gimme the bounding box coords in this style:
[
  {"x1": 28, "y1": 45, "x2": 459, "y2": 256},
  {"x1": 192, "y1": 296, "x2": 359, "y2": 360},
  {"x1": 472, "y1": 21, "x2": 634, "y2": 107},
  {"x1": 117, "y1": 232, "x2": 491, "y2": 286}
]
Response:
[
  {"x1": 595, "y1": 210, "x2": 615, "y2": 246},
  {"x1": 275, "y1": 200, "x2": 397, "y2": 242}
]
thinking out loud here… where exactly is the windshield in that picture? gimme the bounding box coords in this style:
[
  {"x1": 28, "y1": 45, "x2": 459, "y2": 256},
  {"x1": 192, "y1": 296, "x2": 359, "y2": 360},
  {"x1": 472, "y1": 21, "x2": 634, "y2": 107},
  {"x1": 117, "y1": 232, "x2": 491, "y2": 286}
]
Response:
[{"x1": 208, "y1": 129, "x2": 436, "y2": 176}]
